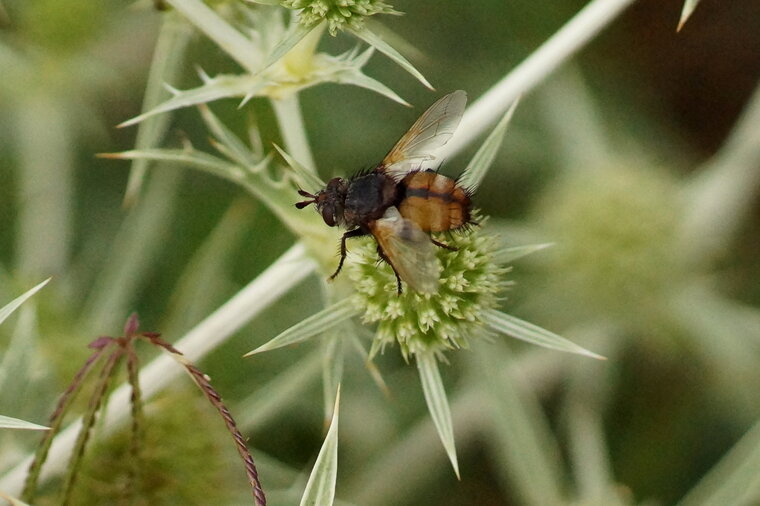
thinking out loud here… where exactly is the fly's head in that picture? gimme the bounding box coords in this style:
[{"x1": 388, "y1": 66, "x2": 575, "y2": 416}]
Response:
[{"x1": 296, "y1": 177, "x2": 349, "y2": 227}]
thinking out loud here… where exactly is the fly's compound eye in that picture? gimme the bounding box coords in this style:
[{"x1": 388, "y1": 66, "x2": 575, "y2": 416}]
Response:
[{"x1": 320, "y1": 204, "x2": 337, "y2": 227}]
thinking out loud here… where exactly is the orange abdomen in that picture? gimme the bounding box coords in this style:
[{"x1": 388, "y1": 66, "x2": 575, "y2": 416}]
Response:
[{"x1": 398, "y1": 172, "x2": 471, "y2": 232}]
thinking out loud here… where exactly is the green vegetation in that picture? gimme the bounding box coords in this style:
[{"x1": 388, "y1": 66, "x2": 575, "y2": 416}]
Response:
[{"x1": 1, "y1": 0, "x2": 758, "y2": 504}]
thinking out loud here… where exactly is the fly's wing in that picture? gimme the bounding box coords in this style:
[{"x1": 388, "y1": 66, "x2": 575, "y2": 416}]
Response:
[
  {"x1": 381, "y1": 90, "x2": 467, "y2": 181},
  {"x1": 370, "y1": 207, "x2": 440, "y2": 293}
]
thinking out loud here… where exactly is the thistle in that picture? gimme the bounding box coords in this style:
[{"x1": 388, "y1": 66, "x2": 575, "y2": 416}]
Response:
[
  {"x1": 248, "y1": 102, "x2": 603, "y2": 478},
  {"x1": 534, "y1": 164, "x2": 684, "y2": 326},
  {"x1": 281, "y1": 0, "x2": 400, "y2": 35},
  {"x1": 349, "y1": 222, "x2": 510, "y2": 360}
]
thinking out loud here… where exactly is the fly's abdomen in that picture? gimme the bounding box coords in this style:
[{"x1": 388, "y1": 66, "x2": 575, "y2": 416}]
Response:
[{"x1": 398, "y1": 172, "x2": 471, "y2": 232}]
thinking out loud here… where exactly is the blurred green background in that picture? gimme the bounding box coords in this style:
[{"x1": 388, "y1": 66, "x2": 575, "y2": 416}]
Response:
[{"x1": 1, "y1": 0, "x2": 759, "y2": 504}]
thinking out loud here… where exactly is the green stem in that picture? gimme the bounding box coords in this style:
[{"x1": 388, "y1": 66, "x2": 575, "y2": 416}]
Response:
[{"x1": 164, "y1": 0, "x2": 259, "y2": 73}]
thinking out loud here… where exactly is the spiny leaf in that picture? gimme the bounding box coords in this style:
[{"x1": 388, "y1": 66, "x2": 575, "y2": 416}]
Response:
[
  {"x1": 334, "y1": 67, "x2": 409, "y2": 107},
  {"x1": 458, "y1": 98, "x2": 519, "y2": 192},
  {"x1": 483, "y1": 309, "x2": 605, "y2": 360},
  {"x1": 119, "y1": 75, "x2": 270, "y2": 128},
  {"x1": 0, "y1": 279, "x2": 49, "y2": 327},
  {"x1": 274, "y1": 143, "x2": 326, "y2": 191},
  {"x1": 198, "y1": 104, "x2": 260, "y2": 169},
  {"x1": 99, "y1": 149, "x2": 243, "y2": 182},
  {"x1": 299, "y1": 386, "x2": 341, "y2": 506},
  {"x1": 321, "y1": 335, "x2": 345, "y2": 426},
  {"x1": 0, "y1": 415, "x2": 48, "y2": 431},
  {"x1": 245, "y1": 298, "x2": 359, "y2": 356},
  {"x1": 417, "y1": 352, "x2": 460, "y2": 478},
  {"x1": 677, "y1": 0, "x2": 701, "y2": 32},
  {"x1": 349, "y1": 26, "x2": 433, "y2": 90},
  {"x1": 493, "y1": 243, "x2": 553, "y2": 264}
]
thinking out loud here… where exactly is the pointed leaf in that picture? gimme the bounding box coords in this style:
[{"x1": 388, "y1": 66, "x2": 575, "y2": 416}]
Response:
[
  {"x1": 335, "y1": 69, "x2": 410, "y2": 107},
  {"x1": 198, "y1": 104, "x2": 260, "y2": 169},
  {"x1": 245, "y1": 298, "x2": 359, "y2": 356},
  {"x1": 0, "y1": 415, "x2": 48, "y2": 431},
  {"x1": 274, "y1": 143, "x2": 326, "y2": 191},
  {"x1": 493, "y1": 243, "x2": 553, "y2": 264},
  {"x1": 349, "y1": 26, "x2": 433, "y2": 90},
  {"x1": 0, "y1": 279, "x2": 49, "y2": 327},
  {"x1": 100, "y1": 149, "x2": 244, "y2": 182},
  {"x1": 300, "y1": 386, "x2": 341, "y2": 506},
  {"x1": 322, "y1": 333, "x2": 345, "y2": 423},
  {"x1": 484, "y1": 310, "x2": 605, "y2": 359},
  {"x1": 677, "y1": 0, "x2": 701, "y2": 31},
  {"x1": 458, "y1": 99, "x2": 519, "y2": 192},
  {"x1": 417, "y1": 352, "x2": 460, "y2": 478},
  {"x1": 119, "y1": 75, "x2": 269, "y2": 128}
]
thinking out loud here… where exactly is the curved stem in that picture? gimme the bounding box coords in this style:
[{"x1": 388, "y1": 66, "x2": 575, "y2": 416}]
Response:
[{"x1": 444, "y1": 0, "x2": 638, "y2": 158}]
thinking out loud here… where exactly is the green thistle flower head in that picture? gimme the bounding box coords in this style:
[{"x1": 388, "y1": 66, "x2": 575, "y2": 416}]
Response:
[
  {"x1": 281, "y1": 0, "x2": 401, "y2": 35},
  {"x1": 535, "y1": 164, "x2": 684, "y2": 323},
  {"x1": 347, "y1": 218, "x2": 511, "y2": 360}
]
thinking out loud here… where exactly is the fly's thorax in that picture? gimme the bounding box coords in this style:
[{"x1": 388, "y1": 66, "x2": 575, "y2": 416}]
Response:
[
  {"x1": 343, "y1": 171, "x2": 398, "y2": 228},
  {"x1": 398, "y1": 171, "x2": 472, "y2": 232}
]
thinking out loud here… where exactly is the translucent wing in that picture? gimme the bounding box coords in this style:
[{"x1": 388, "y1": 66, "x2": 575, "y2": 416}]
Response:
[
  {"x1": 381, "y1": 90, "x2": 467, "y2": 181},
  {"x1": 370, "y1": 207, "x2": 440, "y2": 293}
]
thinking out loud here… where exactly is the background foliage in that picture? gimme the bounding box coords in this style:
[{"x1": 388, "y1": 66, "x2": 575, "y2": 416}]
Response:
[{"x1": 1, "y1": 0, "x2": 759, "y2": 504}]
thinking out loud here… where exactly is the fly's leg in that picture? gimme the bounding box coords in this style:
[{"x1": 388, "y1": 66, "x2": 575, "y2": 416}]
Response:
[
  {"x1": 376, "y1": 245, "x2": 403, "y2": 295},
  {"x1": 329, "y1": 228, "x2": 367, "y2": 281},
  {"x1": 431, "y1": 238, "x2": 458, "y2": 251}
]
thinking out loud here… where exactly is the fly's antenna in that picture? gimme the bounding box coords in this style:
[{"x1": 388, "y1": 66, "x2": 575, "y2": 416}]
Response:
[{"x1": 295, "y1": 189, "x2": 317, "y2": 209}]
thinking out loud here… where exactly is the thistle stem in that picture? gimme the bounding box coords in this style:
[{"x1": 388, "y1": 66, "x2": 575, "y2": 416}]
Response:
[
  {"x1": 164, "y1": 0, "x2": 259, "y2": 72},
  {"x1": 444, "y1": 0, "x2": 638, "y2": 158}
]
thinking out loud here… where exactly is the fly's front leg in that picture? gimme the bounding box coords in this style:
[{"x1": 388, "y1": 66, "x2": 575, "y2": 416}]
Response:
[{"x1": 329, "y1": 228, "x2": 367, "y2": 281}]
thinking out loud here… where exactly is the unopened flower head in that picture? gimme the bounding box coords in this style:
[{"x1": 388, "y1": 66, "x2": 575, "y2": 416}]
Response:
[
  {"x1": 536, "y1": 164, "x2": 683, "y2": 323},
  {"x1": 281, "y1": 0, "x2": 400, "y2": 35},
  {"x1": 347, "y1": 218, "x2": 510, "y2": 360}
]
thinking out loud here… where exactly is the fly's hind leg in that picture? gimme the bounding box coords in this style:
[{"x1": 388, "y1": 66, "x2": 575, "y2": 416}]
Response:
[
  {"x1": 431, "y1": 238, "x2": 458, "y2": 251},
  {"x1": 329, "y1": 228, "x2": 368, "y2": 281},
  {"x1": 376, "y1": 245, "x2": 403, "y2": 295}
]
